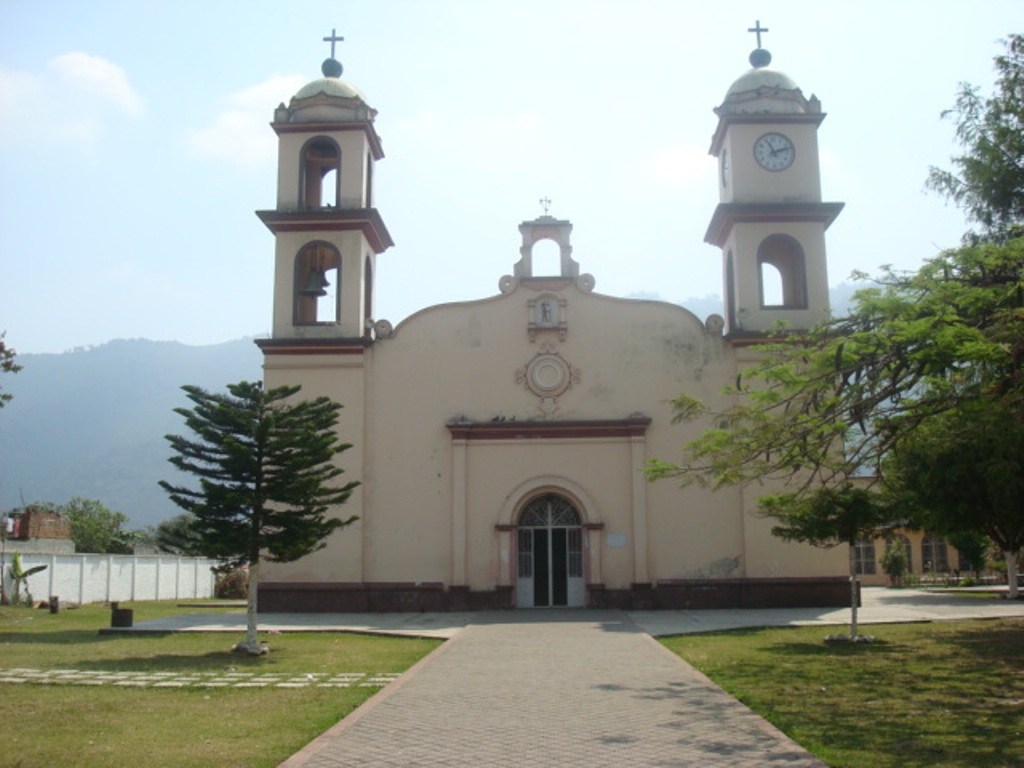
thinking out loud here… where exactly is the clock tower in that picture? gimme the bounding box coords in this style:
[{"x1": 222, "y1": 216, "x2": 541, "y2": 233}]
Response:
[{"x1": 705, "y1": 24, "x2": 843, "y2": 336}]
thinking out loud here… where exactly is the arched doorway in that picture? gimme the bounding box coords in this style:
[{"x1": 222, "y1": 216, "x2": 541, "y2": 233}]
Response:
[{"x1": 515, "y1": 493, "x2": 584, "y2": 608}]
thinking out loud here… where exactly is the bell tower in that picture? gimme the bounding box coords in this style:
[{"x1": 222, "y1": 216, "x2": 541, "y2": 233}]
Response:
[
  {"x1": 257, "y1": 30, "x2": 393, "y2": 342},
  {"x1": 705, "y1": 22, "x2": 842, "y2": 336}
]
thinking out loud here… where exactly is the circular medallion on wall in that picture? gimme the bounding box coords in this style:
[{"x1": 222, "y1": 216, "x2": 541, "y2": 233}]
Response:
[
  {"x1": 517, "y1": 349, "x2": 581, "y2": 402},
  {"x1": 529, "y1": 355, "x2": 568, "y2": 394}
]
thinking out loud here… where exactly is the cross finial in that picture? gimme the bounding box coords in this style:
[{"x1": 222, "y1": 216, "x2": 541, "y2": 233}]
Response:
[
  {"x1": 748, "y1": 20, "x2": 769, "y2": 49},
  {"x1": 323, "y1": 28, "x2": 345, "y2": 59},
  {"x1": 539, "y1": 197, "x2": 552, "y2": 215}
]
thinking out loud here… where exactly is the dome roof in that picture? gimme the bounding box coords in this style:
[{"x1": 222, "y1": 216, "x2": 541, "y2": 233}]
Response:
[
  {"x1": 716, "y1": 49, "x2": 813, "y2": 116},
  {"x1": 293, "y1": 76, "x2": 368, "y2": 103},
  {"x1": 725, "y1": 66, "x2": 799, "y2": 98},
  {"x1": 279, "y1": 58, "x2": 376, "y2": 125}
]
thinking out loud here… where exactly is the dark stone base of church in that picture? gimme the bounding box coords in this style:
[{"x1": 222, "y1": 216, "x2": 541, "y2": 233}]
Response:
[
  {"x1": 260, "y1": 577, "x2": 851, "y2": 612},
  {"x1": 258, "y1": 582, "x2": 515, "y2": 612},
  {"x1": 588, "y1": 577, "x2": 853, "y2": 610}
]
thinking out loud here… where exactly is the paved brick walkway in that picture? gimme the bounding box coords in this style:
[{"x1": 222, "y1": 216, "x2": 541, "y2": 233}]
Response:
[{"x1": 281, "y1": 610, "x2": 825, "y2": 767}]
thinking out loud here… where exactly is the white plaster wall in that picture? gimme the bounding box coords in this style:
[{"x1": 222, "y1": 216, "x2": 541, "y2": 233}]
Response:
[{"x1": 8, "y1": 555, "x2": 217, "y2": 604}]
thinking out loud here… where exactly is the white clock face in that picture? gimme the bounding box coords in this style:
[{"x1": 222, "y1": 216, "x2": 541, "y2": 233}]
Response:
[
  {"x1": 753, "y1": 132, "x2": 795, "y2": 171},
  {"x1": 721, "y1": 148, "x2": 729, "y2": 186}
]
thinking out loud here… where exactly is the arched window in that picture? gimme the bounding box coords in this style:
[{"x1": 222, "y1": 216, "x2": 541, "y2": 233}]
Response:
[
  {"x1": 921, "y1": 534, "x2": 949, "y2": 573},
  {"x1": 757, "y1": 235, "x2": 807, "y2": 309},
  {"x1": 294, "y1": 242, "x2": 341, "y2": 325},
  {"x1": 853, "y1": 538, "x2": 876, "y2": 575},
  {"x1": 300, "y1": 137, "x2": 341, "y2": 208}
]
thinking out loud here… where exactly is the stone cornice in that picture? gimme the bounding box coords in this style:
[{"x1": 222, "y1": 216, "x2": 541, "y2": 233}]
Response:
[
  {"x1": 447, "y1": 417, "x2": 651, "y2": 441},
  {"x1": 704, "y1": 201, "x2": 844, "y2": 247},
  {"x1": 255, "y1": 207, "x2": 394, "y2": 253}
]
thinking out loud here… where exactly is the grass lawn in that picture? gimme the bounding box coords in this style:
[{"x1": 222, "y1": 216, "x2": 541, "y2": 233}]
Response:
[
  {"x1": 0, "y1": 602, "x2": 441, "y2": 768},
  {"x1": 662, "y1": 619, "x2": 1024, "y2": 768}
]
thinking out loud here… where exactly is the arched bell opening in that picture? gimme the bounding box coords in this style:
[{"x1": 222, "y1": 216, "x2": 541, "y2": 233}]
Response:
[
  {"x1": 300, "y1": 137, "x2": 341, "y2": 209},
  {"x1": 294, "y1": 242, "x2": 341, "y2": 325},
  {"x1": 530, "y1": 238, "x2": 562, "y2": 278},
  {"x1": 515, "y1": 492, "x2": 585, "y2": 608},
  {"x1": 757, "y1": 234, "x2": 808, "y2": 309}
]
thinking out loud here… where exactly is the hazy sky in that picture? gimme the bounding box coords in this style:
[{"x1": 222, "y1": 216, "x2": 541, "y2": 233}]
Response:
[{"x1": 1, "y1": 1, "x2": 1020, "y2": 354}]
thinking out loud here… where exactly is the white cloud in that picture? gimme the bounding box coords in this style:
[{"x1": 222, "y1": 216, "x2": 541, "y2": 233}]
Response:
[
  {"x1": 49, "y1": 52, "x2": 145, "y2": 116},
  {"x1": 184, "y1": 75, "x2": 305, "y2": 168},
  {"x1": 0, "y1": 52, "x2": 143, "y2": 148},
  {"x1": 650, "y1": 144, "x2": 715, "y2": 187}
]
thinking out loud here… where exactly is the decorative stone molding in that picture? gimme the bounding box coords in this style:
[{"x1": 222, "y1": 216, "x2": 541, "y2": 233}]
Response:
[{"x1": 515, "y1": 345, "x2": 581, "y2": 415}]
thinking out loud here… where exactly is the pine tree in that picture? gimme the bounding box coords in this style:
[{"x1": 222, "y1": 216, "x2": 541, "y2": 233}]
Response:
[{"x1": 160, "y1": 381, "x2": 358, "y2": 653}]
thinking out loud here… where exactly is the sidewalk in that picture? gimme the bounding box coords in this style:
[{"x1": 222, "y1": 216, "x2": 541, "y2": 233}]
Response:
[{"x1": 120, "y1": 586, "x2": 1024, "y2": 638}]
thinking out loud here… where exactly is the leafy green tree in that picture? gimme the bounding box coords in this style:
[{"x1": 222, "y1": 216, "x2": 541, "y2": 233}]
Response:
[
  {"x1": 160, "y1": 381, "x2": 358, "y2": 654},
  {"x1": 762, "y1": 486, "x2": 892, "y2": 640},
  {"x1": 647, "y1": 237, "x2": 1024, "y2": 493},
  {"x1": 0, "y1": 332, "x2": 21, "y2": 409},
  {"x1": 927, "y1": 34, "x2": 1024, "y2": 243},
  {"x1": 149, "y1": 513, "x2": 205, "y2": 556},
  {"x1": 62, "y1": 498, "x2": 134, "y2": 554},
  {"x1": 884, "y1": 402, "x2": 1024, "y2": 598}
]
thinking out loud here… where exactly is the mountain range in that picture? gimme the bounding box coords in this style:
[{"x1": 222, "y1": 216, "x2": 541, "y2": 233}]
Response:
[{"x1": 0, "y1": 337, "x2": 263, "y2": 528}]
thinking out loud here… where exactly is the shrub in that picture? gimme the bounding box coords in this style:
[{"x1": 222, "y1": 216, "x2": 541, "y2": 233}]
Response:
[
  {"x1": 881, "y1": 538, "x2": 908, "y2": 587},
  {"x1": 215, "y1": 568, "x2": 248, "y2": 599}
]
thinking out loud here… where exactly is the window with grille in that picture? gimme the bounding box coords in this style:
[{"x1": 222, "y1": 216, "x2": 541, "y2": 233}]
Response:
[{"x1": 922, "y1": 534, "x2": 949, "y2": 572}]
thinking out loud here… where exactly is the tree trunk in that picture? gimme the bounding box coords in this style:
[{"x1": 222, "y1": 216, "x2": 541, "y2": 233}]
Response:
[
  {"x1": 1006, "y1": 550, "x2": 1019, "y2": 600},
  {"x1": 245, "y1": 559, "x2": 259, "y2": 650},
  {"x1": 848, "y1": 542, "x2": 859, "y2": 640}
]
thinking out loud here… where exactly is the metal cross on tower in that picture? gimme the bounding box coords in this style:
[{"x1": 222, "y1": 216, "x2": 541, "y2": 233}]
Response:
[
  {"x1": 539, "y1": 197, "x2": 552, "y2": 215},
  {"x1": 323, "y1": 28, "x2": 345, "y2": 58},
  {"x1": 747, "y1": 20, "x2": 769, "y2": 49}
]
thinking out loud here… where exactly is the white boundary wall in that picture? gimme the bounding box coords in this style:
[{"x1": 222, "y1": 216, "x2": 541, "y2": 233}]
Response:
[{"x1": 5, "y1": 554, "x2": 218, "y2": 604}]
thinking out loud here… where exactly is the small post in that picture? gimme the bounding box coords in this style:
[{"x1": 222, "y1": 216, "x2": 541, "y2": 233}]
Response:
[{"x1": 110, "y1": 601, "x2": 133, "y2": 628}]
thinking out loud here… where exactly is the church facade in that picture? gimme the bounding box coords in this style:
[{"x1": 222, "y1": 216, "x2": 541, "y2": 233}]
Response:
[{"x1": 255, "y1": 38, "x2": 851, "y2": 611}]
